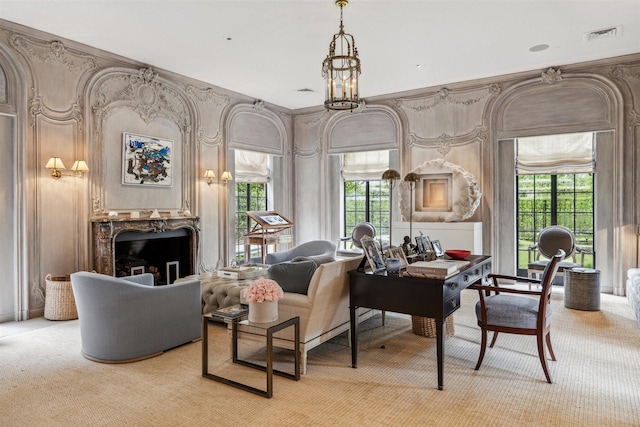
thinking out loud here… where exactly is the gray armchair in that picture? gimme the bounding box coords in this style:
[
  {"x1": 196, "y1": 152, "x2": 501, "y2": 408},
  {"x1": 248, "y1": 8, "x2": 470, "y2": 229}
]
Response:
[
  {"x1": 265, "y1": 240, "x2": 336, "y2": 265},
  {"x1": 70, "y1": 272, "x2": 201, "y2": 363}
]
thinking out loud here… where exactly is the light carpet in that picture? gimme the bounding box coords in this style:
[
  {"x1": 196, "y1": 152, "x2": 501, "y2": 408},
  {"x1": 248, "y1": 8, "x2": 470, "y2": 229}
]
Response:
[{"x1": 1, "y1": 288, "x2": 639, "y2": 427}]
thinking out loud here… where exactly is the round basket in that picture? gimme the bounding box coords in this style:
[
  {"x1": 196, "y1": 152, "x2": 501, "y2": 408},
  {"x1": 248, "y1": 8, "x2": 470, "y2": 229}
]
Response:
[
  {"x1": 44, "y1": 274, "x2": 78, "y2": 320},
  {"x1": 411, "y1": 315, "x2": 455, "y2": 338}
]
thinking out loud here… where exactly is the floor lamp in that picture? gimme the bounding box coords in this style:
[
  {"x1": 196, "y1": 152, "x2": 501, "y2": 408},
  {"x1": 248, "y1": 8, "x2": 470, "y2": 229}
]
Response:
[
  {"x1": 382, "y1": 169, "x2": 401, "y2": 248},
  {"x1": 403, "y1": 172, "x2": 420, "y2": 241}
]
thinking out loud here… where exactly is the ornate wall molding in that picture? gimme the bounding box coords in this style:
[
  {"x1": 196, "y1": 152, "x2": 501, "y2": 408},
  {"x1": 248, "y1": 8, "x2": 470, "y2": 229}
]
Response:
[
  {"x1": 397, "y1": 84, "x2": 499, "y2": 149},
  {"x1": 186, "y1": 85, "x2": 229, "y2": 147},
  {"x1": 226, "y1": 100, "x2": 287, "y2": 155},
  {"x1": 88, "y1": 67, "x2": 194, "y2": 215}
]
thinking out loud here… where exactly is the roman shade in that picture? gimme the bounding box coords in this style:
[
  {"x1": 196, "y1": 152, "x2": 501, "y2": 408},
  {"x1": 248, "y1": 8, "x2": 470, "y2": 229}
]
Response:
[
  {"x1": 234, "y1": 149, "x2": 270, "y2": 183},
  {"x1": 341, "y1": 150, "x2": 389, "y2": 181},
  {"x1": 516, "y1": 132, "x2": 595, "y2": 175}
]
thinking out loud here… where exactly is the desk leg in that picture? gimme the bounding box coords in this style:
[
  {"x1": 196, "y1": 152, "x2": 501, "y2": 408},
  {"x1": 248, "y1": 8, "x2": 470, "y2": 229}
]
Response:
[
  {"x1": 436, "y1": 319, "x2": 444, "y2": 390},
  {"x1": 350, "y1": 306, "x2": 358, "y2": 368}
]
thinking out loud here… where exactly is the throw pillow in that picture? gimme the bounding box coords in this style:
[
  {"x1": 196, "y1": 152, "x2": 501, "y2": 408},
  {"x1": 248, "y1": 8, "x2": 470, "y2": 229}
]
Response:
[{"x1": 268, "y1": 259, "x2": 318, "y2": 295}]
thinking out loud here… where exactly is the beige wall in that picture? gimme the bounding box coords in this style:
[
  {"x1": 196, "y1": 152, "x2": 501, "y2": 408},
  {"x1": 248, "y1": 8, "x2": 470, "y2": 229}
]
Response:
[{"x1": 0, "y1": 18, "x2": 638, "y2": 320}]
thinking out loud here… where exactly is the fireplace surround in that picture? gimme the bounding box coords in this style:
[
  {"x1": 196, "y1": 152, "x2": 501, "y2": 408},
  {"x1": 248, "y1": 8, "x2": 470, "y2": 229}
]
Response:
[{"x1": 91, "y1": 216, "x2": 200, "y2": 284}]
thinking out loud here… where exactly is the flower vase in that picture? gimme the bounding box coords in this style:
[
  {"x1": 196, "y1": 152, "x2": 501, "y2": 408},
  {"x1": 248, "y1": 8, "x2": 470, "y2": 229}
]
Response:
[{"x1": 248, "y1": 301, "x2": 279, "y2": 323}]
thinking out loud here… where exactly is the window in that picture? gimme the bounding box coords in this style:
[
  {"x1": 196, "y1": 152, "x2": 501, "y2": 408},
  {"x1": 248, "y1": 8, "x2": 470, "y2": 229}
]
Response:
[
  {"x1": 517, "y1": 173, "x2": 594, "y2": 274},
  {"x1": 343, "y1": 180, "x2": 390, "y2": 243},
  {"x1": 234, "y1": 182, "x2": 267, "y2": 264},
  {"x1": 341, "y1": 150, "x2": 392, "y2": 244}
]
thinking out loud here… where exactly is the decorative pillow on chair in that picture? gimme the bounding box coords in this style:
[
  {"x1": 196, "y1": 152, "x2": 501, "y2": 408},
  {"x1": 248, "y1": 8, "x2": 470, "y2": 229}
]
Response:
[{"x1": 268, "y1": 259, "x2": 318, "y2": 295}]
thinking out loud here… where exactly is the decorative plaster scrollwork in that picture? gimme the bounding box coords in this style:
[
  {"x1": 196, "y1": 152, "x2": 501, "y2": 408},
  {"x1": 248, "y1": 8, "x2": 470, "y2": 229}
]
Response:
[
  {"x1": 253, "y1": 99, "x2": 265, "y2": 111},
  {"x1": 93, "y1": 67, "x2": 190, "y2": 133},
  {"x1": 293, "y1": 143, "x2": 322, "y2": 158},
  {"x1": 541, "y1": 67, "x2": 563, "y2": 84},
  {"x1": 399, "y1": 159, "x2": 481, "y2": 222},
  {"x1": 9, "y1": 34, "x2": 98, "y2": 72},
  {"x1": 186, "y1": 85, "x2": 229, "y2": 147}
]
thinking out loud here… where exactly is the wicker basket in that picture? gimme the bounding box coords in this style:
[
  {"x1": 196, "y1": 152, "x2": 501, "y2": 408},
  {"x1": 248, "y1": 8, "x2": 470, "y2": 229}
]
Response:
[
  {"x1": 411, "y1": 315, "x2": 455, "y2": 338},
  {"x1": 44, "y1": 274, "x2": 78, "y2": 320}
]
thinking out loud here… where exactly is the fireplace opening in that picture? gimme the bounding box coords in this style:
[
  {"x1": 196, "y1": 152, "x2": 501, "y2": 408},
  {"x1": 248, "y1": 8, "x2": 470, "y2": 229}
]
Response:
[{"x1": 115, "y1": 229, "x2": 193, "y2": 285}]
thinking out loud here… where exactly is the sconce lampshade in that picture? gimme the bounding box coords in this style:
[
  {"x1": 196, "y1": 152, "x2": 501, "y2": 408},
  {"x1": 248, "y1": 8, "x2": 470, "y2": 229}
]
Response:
[
  {"x1": 45, "y1": 157, "x2": 66, "y2": 170},
  {"x1": 220, "y1": 171, "x2": 233, "y2": 182},
  {"x1": 71, "y1": 160, "x2": 89, "y2": 172},
  {"x1": 45, "y1": 157, "x2": 65, "y2": 179},
  {"x1": 203, "y1": 169, "x2": 216, "y2": 185}
]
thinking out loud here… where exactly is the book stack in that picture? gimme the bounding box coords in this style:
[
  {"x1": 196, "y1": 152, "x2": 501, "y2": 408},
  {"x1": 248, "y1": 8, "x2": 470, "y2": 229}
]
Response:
[{"x1": 405, "y1": 260, "x2": 470, "y2": 279}]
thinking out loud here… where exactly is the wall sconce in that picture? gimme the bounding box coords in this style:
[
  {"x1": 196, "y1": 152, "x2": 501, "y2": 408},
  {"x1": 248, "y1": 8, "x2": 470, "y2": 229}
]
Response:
[
  {"x1": 45, "y1": 157, "x2": 90, "y2": 179},
  {"x1": 220, "y1": 171, "x2": 233, "y2": 183},
  {"x1": 203, "y1": 169, "x2": 216, "y2": 186}
]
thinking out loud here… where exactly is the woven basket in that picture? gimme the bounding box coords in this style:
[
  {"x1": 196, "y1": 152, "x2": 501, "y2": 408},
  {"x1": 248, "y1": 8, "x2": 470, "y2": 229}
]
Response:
[
  {"x1": 44, "y1": 274, "x2": 78, "y2": 320},
  {"x1": 411, "y1": 315, "x2": 455, "y2": 338}
]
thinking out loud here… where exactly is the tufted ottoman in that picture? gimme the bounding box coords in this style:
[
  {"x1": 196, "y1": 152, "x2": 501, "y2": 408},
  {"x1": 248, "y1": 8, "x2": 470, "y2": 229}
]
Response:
[
  {"x1": 627, "y1": 269, "x2": 640, "y2": 327},
  {"x1": 177, "y1": 271, "x2": 268, "y2": 315}
]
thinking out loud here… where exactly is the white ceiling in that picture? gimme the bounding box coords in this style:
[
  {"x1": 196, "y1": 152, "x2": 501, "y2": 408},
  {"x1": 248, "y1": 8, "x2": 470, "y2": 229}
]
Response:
[{"x1": 1, "y1": 0, "x2": 640, "y2": 111}]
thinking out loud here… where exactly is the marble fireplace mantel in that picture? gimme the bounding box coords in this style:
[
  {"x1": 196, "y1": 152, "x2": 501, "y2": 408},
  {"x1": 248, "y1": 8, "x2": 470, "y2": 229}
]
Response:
[{"x1": 91, "y1": 216, "x2": 200, "y2": 278}]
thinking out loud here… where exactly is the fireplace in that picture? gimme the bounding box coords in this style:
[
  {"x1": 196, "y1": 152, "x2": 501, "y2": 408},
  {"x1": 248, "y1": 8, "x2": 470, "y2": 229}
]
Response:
[{"x1": 91, "y1": 216, "x2": 200, "y2": 285}]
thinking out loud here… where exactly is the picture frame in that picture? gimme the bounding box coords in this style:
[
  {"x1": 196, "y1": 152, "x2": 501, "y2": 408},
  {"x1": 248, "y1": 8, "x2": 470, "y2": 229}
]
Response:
[
  {"x1": 432, "y1": 240, "x2": 444, "y2": 257},
  {"x1": 361, "y1": 235, "x2": 386, "y2": 273},
  {"x1": 415, "y1": 236, "x2": 425, "y2": 253},
  {"x1": 385, "y1": 246, "x2": 409, "y2": 270},
  {"x1": 421, "y1": 235, "x2": 434, "y2": 254},
  {"x1": 122, "y1": 132, "x2": 173, "y2": 187}
]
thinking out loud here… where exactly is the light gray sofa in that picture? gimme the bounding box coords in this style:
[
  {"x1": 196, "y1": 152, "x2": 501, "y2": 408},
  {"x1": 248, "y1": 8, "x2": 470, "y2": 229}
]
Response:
[
  {"x1": 265, "y1": 240, "x2": 337, "y2": 265},
  {"x1": 236, "y1": 256, "x2": 375, "y2": 374},
  {"x1": 626, "y1": 268, "x2": 640, "y2": 327},
  {"x1": 70, "y1": 272, "x2": 201, "y2": 362}
]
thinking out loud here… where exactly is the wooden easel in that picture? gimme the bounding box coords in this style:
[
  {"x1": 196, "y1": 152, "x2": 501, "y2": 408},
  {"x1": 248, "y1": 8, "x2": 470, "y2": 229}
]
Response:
[{"x1": 244, "y1": 211, "x2": 294, "y2": 264}]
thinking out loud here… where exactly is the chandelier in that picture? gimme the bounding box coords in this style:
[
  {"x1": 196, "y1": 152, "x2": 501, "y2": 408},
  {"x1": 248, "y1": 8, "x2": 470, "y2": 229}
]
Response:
[{"x1": 322, "y1": 0, "x2": 361, "y2": 111}]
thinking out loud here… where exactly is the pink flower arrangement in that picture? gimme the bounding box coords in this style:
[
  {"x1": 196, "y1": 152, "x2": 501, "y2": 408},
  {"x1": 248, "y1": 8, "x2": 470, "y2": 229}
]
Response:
[{"x1": 242, "y1": 278, "x2": 284, "y2": 303}]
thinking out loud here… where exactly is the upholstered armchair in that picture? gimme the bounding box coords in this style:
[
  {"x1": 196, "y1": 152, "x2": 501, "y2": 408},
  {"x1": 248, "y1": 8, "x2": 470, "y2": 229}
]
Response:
[
  {"x1": 527, "y1": 225, "x2": 590, "y2": 285},
  {"x1": 337, "y1": 222, "x2": 377, "y2": 257},
  {"x1": 70, "y1": 272, "x2": 201, "y2": 362},
  {"x1": 265, "y1": 240, "x2": 337, "y2": 265},
  {"x1": 473, "y1": 250, "x2": 564, "y2": 383}
]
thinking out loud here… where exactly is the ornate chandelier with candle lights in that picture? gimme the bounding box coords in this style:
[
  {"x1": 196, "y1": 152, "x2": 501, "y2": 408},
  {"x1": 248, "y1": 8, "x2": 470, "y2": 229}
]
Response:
[{"x1": 322, "y1": 0, "x2": 361, "y2": 111}]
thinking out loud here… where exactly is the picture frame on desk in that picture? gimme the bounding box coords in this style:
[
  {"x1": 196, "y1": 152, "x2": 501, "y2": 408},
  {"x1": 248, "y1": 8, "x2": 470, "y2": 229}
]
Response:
[
  {"x1": 361, "y1": 235, "x2": 386, "y2": 273},
  {"x1": 432, "y1": 240, "x2": 444, "y2": 257},
  {"x1": 385, "y1": 247, "x2": 409, "y2": 270}
]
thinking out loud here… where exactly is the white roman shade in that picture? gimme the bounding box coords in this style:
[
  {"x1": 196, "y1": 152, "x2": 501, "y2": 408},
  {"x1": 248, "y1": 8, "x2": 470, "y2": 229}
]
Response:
[
  {"x1": 516, "y1": 132, "x2": 595, "y2": 175},
  {"x1": 234, "y1": 149, "x2": 270, "y2": 183},
  {"x1": 341, "y1": 150, "x2": 389, "y2": 181}
]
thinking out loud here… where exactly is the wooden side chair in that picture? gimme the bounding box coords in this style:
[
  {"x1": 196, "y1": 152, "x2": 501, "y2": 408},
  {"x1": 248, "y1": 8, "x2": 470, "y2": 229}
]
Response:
[{"x1": 472, "y1": 250, "x2": 564, "y2": 383}]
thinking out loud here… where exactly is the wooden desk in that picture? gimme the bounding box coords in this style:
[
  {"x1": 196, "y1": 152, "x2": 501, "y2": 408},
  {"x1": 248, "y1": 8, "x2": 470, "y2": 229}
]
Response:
[{"x1": 348, "y1": 255, "x2": 492, "y2": 390}]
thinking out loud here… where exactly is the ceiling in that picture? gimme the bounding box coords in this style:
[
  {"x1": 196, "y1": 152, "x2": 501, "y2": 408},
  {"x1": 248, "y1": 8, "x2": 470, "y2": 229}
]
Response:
[{"x1": 1, "y1": 0, "x2": 640, "y2": 111}]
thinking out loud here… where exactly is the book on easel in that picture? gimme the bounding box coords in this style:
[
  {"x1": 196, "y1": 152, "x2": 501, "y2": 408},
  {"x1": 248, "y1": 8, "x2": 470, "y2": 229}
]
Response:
[{"x1": 406, "y1": 260, "x2": 470, "y2": 279}]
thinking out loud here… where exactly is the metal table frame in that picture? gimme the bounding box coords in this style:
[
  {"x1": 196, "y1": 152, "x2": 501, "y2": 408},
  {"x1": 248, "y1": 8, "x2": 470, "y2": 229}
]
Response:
[{"x1": 202, "y1": 313, "x2": 300, "y2": 398}]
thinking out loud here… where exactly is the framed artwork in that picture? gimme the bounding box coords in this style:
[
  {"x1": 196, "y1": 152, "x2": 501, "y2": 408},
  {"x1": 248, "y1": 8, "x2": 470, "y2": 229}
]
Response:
[
  {"x1": 415, "y1": 236, "x2": 425, "y2": 253},
  {"x1": 122, "y1": 132, "x2": 173, "y2": 187},
  {"x1": 385, "y1": 246, "x2": 409, "y2": 270},
  {"x1": 361, "y1": 235, "x2": 386, "y2": 273},
  {"x1": 432, "y1": 240, "x2": 444, "y2": 257}
]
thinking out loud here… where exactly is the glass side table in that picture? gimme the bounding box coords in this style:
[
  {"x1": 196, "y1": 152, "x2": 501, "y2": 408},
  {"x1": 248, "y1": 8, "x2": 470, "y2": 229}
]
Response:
[{"x1": 202, "y1": 307, "x2": 300, "y2": 398}]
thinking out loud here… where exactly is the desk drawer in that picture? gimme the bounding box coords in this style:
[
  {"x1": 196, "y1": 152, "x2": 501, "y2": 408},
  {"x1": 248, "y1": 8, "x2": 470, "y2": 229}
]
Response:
[{"x1": 444, "y1": 293, "x2": 460, "y2": 317}]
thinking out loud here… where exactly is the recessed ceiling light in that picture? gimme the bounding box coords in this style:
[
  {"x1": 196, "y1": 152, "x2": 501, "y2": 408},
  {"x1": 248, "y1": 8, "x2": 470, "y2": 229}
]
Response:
[
  {"x1": 297, "y1": 88, "x2": 315, "y2": 93},
  {"x1": 529, "y1": 44, "x2": 550, "y2": 52},
  {"x1": 416, "y1": 64, "x2": 422, "y2": 69}
]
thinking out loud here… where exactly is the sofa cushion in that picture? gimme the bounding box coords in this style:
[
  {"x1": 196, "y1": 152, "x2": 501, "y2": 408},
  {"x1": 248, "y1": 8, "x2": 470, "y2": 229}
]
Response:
[
  {"x1": 291, "y1": 255, "x2": 336, "y2": 266},
  {"x1": 268, "y1": 259, "x2": 318, "y2": 295}
]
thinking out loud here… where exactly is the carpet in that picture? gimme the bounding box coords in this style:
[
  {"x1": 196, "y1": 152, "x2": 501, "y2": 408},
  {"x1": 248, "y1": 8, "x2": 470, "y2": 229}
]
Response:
[{"x1": 1, "y1": 288, "x2": 639, "y2": 426}]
